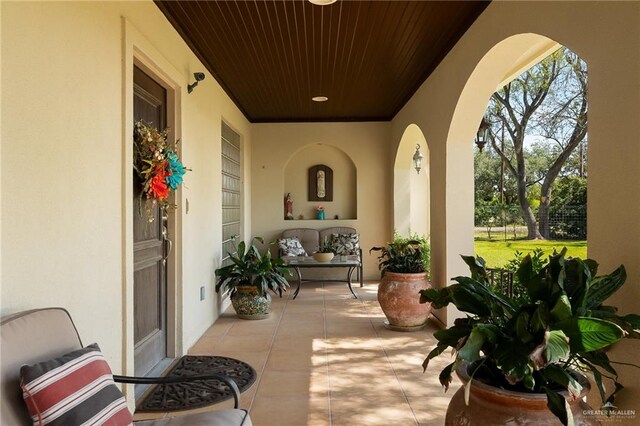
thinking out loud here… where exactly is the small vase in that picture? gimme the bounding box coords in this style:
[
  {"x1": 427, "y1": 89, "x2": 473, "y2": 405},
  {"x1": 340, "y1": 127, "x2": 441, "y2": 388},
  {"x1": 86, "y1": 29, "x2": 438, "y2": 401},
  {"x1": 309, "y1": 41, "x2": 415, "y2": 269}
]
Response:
[{"x1": 316, "y1": 210, "x2": 325, "y2": 220}]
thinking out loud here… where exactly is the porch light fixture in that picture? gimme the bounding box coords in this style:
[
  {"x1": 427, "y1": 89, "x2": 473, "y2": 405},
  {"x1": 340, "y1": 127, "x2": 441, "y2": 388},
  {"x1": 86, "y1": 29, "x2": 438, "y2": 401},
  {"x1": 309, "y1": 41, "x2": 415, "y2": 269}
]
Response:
[
  {"x1": 412, "y1": 144, "x2": 424, "y2": 174},
  {"x1": 312, "y1": 96, "x2": 328, "y2": 102},
  {"x1": 308, "y1": 0, "x2": 337, "y2": 5},
  {"x1": 475, "y1": 115, "x2": 491, "y2": 152},
  {"x1": 187, "y1": 72, "x2": 205, "y2": 94}
]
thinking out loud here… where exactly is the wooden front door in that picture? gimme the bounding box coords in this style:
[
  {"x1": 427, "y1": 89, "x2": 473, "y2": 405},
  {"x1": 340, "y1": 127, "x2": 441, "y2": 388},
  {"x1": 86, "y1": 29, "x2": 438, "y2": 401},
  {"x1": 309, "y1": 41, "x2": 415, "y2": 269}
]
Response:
[{"x1": 133, "y1": 66, "x2": 168, "y2": 377}]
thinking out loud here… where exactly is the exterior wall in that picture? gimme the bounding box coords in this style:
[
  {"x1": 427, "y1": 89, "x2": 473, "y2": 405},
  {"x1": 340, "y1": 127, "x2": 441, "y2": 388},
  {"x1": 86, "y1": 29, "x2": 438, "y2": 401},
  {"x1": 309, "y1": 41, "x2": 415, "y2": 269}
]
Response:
[
  {"x1": 1, "y1": 0, "x2": 251, "y2": 396},
  {"x1": 392, "y1": 0, "x2": 640, "y2": 409},
  {"x1": 251, "y1": 122, "x2": 392, "y2": 280}
]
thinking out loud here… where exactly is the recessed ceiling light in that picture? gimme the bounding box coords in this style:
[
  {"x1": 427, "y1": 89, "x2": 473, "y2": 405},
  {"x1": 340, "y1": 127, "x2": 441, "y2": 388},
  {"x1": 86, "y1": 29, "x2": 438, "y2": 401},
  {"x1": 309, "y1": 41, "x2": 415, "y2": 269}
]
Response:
[
  {"x1": 312, "y1": 96, "x2": 328, "y2": 102},
  {"x1": 308, "y1": 0, "x2": 337, "y2": 5}
]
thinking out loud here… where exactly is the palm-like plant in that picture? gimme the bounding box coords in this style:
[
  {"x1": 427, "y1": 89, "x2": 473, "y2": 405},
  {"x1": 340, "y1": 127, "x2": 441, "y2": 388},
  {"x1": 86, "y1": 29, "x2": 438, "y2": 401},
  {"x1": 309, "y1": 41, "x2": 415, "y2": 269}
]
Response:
[
  {"x1": 215, "y1": 237, "x2": 290, "y2": 298},
  {"x1": 419, "y1": 249, "x2": 640, "y2": 425}
]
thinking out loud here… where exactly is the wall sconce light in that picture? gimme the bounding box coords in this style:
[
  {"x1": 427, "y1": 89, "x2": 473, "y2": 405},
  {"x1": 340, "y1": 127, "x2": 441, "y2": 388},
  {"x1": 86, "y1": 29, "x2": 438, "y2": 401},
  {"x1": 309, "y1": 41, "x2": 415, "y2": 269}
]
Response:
[
  {"x1": 475, "y1": 115, "x2": 491, "y2": 152},
  {"x1": 187, "y1": 72, "x2": 206, "y2": 94},
  {"x1": 413, "y1": 144, "x2": 424, "y2": 174}
]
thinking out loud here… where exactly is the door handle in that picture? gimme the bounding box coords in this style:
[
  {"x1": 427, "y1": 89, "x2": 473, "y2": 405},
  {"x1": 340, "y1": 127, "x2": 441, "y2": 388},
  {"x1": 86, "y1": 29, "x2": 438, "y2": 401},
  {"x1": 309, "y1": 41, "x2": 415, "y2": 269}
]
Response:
[{"x1": 162, "y1": 227, "x2": 173, "y2": 264}]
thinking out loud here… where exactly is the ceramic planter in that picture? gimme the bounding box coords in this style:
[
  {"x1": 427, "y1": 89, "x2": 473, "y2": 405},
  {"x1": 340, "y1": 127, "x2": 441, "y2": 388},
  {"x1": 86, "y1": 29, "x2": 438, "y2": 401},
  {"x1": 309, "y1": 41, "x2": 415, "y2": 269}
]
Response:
[
  {"x1": 313, "y1": 252, "x2": 334, "y2": 262},
  {"x1": 377, "y1": 271, "x2": 431, "y2": 331},
  {"x1": 231, "y1": 285, "x2": 271, "y2": 320},
  {"x1": 446, "y1": 363, "x2": 598, "y2": 425}
]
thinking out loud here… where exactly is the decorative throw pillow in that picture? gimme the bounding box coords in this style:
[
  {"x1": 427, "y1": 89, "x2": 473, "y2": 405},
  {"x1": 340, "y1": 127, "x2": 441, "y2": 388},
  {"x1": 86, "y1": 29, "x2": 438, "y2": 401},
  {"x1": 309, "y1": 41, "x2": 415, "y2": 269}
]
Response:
[
  {"x1": 20, "y1": 343, "x2": 133, "y2": 426},
  {"x1": 277, "y1": 237, "x2": 307, "y2": 256},
  {"x1": 332, "y1": 233, "x2": 360, "y2": 255}
]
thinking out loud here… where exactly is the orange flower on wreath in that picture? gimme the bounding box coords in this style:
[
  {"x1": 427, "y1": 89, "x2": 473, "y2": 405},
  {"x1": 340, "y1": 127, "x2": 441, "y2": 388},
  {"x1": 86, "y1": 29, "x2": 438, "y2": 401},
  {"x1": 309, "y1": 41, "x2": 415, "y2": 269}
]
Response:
[{"x1": 148, "y1": 162, "x2": 170, "y2": 201}]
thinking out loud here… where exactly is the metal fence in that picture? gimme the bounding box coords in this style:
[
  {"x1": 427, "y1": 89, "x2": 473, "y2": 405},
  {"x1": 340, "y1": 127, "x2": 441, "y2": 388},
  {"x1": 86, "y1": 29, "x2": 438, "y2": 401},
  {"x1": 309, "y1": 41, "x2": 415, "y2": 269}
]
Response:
[
  {"x1": 547, "y1": 205, "x2": 587, "y2": 240},
  {"x1": 475, "y1": 204, "x2": 586, "y2": 240}
]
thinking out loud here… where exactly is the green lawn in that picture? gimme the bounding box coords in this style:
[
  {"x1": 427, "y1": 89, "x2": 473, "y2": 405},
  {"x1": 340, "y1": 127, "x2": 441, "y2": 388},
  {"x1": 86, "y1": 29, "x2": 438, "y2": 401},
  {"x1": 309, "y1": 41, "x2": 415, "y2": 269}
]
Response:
[{"x1": 474, "y1": 239, "x2": 587, "y2": 268}]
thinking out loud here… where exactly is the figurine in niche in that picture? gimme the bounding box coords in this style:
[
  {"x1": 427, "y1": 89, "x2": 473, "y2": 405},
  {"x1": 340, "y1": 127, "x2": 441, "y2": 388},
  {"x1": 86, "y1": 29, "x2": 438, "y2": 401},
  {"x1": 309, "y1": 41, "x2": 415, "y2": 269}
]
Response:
[
  {"x1": 334, "y1": 214, "x2": 339, "y2": 220},
  {"x1": 284, "y1": 193, "x2": 294, "y2": 220},
  {"x1": 317, "y1": 170, "x2": 326, "y2": 198}
]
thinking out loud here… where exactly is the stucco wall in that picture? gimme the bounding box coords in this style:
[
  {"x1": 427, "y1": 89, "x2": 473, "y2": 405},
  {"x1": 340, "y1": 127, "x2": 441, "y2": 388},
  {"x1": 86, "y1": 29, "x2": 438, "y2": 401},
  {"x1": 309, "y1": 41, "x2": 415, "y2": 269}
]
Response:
[
  {"x1": 1, "y1": 0, "x2": 251, "y2": 390},
  {"x1": 391, "y1": 0, "x2": 640, "y2": 410},
  {"x1": 251, "y1": 122, "x2": 392, "y2": 280}
]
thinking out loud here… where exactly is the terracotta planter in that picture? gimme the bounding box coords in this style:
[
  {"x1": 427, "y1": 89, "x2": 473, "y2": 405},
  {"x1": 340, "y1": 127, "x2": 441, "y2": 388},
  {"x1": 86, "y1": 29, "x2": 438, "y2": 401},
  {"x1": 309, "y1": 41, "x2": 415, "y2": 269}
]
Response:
[
  {"x1": 313, "y1": 252, "x2": 334, "y2": 262},
  {"x1": 446, "y1": 363, "x2": 598, "y2": 425},
  {"x1": 231, "y1": 286, "x2": 271, "y2": 320},
  {"x1": 377, "y1": 271, "x2": 431, "y2": 331}
]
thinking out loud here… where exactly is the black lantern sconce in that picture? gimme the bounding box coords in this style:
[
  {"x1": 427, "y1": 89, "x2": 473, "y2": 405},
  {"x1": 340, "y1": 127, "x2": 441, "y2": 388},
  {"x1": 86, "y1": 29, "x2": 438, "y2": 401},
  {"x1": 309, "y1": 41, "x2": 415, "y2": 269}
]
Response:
[
  {"x1": 187, "y1": 72, "x2": 206, "y2": 94},
  {"x1": 412, "y1": 144, "x2": 424, "y2": 174},
  {"x1": 475, "y1": 115, "x2": 491, "y2": 152}
]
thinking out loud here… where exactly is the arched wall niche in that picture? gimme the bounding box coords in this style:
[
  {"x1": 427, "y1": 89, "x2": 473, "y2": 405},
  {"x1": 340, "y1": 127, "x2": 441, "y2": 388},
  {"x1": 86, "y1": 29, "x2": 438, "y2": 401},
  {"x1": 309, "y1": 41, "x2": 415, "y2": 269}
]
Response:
[
  {"x1": 283, "y1": 144, "x2": 357, "y2": 220},
  {"x1": 393, "y1": 124, "x2": 430, "y2": 238}
]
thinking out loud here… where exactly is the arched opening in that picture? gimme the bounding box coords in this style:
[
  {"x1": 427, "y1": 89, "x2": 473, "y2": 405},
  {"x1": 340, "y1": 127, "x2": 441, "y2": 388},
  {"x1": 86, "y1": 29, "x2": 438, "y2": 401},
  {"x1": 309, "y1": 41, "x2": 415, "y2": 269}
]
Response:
[
  {"x1": 283, "y1": 144, "x2": 357, "y2": 221},
  {"x1": 444, "y1": 34, "x2": 585, "y2": 325},
  {"x1": 473, "y1": 45, "x2": 588, "y2": 267},
  {"x1": 393, "y1": 124, "x2": 430, "y2": 238}
]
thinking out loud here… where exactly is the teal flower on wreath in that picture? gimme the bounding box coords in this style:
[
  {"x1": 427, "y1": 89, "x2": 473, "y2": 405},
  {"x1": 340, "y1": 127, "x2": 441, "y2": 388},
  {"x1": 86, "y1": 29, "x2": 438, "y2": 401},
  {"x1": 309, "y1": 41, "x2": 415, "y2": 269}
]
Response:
[{"x1": 165, "y1": 150, "x2": 187, "y2": 190}]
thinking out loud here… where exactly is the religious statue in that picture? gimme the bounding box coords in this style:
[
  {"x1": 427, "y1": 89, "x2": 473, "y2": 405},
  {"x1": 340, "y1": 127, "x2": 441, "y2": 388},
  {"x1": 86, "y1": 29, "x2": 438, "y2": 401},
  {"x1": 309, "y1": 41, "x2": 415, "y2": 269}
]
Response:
[
  {"x1": 284, "y1": 193, "x2": 294, "y2": 220},
  {"x1": 317, "y1": 170, "x2": 326, "y2": 198}
]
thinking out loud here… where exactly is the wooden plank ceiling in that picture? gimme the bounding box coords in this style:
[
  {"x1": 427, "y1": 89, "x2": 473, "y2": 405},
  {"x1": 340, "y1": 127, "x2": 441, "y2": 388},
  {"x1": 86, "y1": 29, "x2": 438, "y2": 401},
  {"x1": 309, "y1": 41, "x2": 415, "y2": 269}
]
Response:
[{"x1": 155, "y1": 0, "x2": 489, "y2": 122}]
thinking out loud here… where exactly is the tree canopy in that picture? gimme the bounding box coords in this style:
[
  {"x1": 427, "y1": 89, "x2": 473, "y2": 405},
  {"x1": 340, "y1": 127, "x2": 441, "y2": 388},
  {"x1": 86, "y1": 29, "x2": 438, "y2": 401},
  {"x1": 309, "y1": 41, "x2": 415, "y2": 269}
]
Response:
[{"x1": 475, "y1": 47, "x2": 587, "y2": 240}]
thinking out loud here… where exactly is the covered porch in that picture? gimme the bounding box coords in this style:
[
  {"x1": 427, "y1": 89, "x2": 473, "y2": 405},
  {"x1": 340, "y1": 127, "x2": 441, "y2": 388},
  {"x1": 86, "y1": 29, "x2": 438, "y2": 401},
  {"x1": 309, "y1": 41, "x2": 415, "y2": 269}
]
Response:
[{"x1": 2, "y1": 0, "x2": 640, "y2": 424}]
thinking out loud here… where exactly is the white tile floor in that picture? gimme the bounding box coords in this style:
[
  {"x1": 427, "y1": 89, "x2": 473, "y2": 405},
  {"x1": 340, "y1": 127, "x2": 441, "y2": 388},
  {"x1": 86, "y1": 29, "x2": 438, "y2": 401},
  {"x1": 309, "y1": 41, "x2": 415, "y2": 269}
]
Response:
[{"x1": 133, "y1": 281, "x2": 456, "y2": 425}]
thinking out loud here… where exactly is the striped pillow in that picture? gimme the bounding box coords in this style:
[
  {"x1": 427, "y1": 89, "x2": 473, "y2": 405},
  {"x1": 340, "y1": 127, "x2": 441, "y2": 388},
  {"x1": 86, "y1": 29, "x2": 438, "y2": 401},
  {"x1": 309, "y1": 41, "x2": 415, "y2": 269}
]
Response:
[{"x1": 19, "y1": 343, "x2": 133, "y2": 426}]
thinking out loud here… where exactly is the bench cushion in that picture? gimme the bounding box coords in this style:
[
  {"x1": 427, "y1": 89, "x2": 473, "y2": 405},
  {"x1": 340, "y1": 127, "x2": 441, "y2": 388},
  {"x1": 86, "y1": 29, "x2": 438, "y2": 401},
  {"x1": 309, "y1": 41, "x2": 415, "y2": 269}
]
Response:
[
  {"x1": 2, "y1": 308, "x2": 83, "y2": 426},
  {"x1": 135, "y1": 409, "x2": 252, "y2": 426}
]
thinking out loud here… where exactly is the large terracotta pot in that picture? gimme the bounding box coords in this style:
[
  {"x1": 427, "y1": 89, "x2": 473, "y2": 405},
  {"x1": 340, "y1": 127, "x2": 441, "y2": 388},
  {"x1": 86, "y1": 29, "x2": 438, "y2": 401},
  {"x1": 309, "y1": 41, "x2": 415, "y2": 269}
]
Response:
[
  {"x1": 446, "y1": 363, "x2": 598, "y2": 425},
  {"x1": 231, "y1": 285, "x2": 271, "y2": 320},
  {"x1": 377, "y1": 271, "x2": 432, "y2": 331}
]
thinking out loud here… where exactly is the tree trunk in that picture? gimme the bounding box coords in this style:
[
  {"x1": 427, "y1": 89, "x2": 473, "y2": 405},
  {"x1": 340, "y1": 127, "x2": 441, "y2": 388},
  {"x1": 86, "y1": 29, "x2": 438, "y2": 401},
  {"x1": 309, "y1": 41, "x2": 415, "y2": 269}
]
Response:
[
  {"x1": 517, "y1": 180, "x2": 542, "y2": 239},
  {"x1": 538, "y1": 197, "x2": 551, "y2": 239}
]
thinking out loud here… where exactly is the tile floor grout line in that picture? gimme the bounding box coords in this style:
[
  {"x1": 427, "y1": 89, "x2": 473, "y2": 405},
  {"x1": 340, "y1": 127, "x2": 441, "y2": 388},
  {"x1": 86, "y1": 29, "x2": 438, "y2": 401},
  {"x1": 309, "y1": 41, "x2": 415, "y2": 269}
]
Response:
[
  {"x1": 357, "y1": 283, "x2": 421, "y2": 426},
  {"x1": 245, "y1": 294, "x2": 289, "y2": 413},
  {"x1": 322, "y1": 281, "x2": 333, "y2": 426}
]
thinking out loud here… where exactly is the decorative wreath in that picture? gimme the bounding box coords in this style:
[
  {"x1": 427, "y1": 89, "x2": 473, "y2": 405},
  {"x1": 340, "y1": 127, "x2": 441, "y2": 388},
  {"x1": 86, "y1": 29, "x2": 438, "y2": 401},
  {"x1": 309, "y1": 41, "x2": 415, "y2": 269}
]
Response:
[{"x1": 133, "y1": 120, "x2": 189, "y2": 222}]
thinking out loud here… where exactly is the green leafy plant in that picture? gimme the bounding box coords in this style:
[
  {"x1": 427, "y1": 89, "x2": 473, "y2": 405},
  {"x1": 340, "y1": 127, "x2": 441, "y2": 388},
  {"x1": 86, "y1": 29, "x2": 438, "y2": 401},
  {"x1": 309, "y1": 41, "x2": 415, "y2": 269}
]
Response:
[
  {"x1": 215, "y1": 237, "x2": 291, "y2": 298},
  {"x1": 317, "y1": 237, "x2": 336, "y2": 254},
  {"x1": 419, "y1": 249, "x2": 639, "y2": 425},
  {"x1": 491, "y1": 248, "x2": 548, "y2": 304},
  {"x1": 370, "y1": 233, "x2": 430, "y2": 276}
]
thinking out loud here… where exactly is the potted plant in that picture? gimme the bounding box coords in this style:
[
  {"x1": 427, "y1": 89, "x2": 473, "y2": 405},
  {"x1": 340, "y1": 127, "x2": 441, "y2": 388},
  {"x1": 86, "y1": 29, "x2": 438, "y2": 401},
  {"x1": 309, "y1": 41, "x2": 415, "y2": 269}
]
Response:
[
  {"x1": 313, "y1": 237, "x2": 335, "y2": 262},
  {"x1": 370, "y1": 234, "x2": 432, "y2": 331},
  {"x1": 215, "y1": 237, "x2": 291, "y2": 320},
  {"x1": 419, "y1": 249, "x2": 640, "y2": 425}
]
